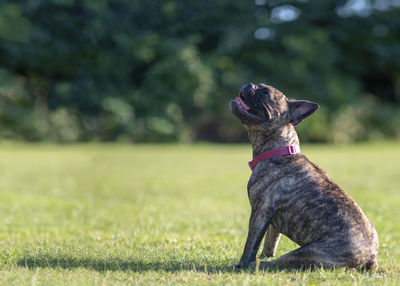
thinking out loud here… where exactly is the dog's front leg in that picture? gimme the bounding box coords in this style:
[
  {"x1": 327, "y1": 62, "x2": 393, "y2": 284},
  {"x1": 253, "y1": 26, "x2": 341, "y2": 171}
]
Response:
[
  {"x1": 260, "y1": 225, "x2": 281, "y2": 258},
  {"x1": 236, "y1": 208, "x2": 272, "y2": 268}
]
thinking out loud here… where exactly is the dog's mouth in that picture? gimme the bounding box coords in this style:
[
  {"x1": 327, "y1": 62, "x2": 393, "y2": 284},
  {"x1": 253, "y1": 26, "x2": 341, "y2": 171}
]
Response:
[
  {"x1": 230, "y1": 94, "x2": 266, "y2": 124},
  {"x1": 235, "y1": 96, "x2": 251, "y2": 112}
]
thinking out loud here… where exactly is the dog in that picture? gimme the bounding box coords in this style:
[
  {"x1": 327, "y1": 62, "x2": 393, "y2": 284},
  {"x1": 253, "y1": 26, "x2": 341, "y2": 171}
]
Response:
[{"x1": 229, "y1": 83, "x2": 379, "y2": 270}]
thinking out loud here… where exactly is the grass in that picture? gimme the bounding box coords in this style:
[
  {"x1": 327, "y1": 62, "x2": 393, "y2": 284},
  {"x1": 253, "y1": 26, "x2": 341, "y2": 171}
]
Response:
[{"x1": 0, "y1": 142, "x2": 399, "y2": 285}]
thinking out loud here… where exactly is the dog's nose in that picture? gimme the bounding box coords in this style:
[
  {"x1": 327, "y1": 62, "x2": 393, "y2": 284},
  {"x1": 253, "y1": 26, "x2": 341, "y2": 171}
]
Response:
[{"x1": 240, "y1": 83, "x2": 255, "y2": 97}]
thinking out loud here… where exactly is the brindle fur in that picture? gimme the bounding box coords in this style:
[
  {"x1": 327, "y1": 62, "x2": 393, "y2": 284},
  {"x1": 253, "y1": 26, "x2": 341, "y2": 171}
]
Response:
[{"x1": 229, "y1": 83, "x2": 379, "y2": 270}]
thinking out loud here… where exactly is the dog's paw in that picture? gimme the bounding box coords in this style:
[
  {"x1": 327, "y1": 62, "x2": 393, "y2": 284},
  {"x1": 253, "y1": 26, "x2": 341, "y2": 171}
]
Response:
[{"x1": 231, "y1": 261, "x2": 252, "y2": 270}]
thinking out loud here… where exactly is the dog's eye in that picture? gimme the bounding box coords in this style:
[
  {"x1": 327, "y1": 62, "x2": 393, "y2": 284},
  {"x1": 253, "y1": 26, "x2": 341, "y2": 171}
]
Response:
[{"x1": 262, "y1": 89, "x2": 270, "y2": 99}]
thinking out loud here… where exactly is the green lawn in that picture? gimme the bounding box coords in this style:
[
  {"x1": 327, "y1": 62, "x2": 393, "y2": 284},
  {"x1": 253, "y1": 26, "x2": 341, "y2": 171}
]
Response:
[{"x1": 0, "y1": 142, "x2": 399, "y2": 285}]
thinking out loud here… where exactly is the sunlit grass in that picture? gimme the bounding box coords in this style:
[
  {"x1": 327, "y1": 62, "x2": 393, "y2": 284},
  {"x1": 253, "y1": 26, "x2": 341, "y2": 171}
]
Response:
[{"x1": 0, "y1": 142, "x2": 399, "y2": 285}]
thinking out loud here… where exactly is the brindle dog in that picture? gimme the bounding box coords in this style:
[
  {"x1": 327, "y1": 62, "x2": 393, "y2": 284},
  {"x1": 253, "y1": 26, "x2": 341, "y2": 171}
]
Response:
[{"x1": 229, "y1": 83, "x2": 379, "y2": 270}]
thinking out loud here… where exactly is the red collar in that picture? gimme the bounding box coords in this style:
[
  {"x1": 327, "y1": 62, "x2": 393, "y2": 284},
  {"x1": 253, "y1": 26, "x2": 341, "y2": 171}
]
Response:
[{"x1": 248, "y1": 145, "x2": 300, "y2": 170}]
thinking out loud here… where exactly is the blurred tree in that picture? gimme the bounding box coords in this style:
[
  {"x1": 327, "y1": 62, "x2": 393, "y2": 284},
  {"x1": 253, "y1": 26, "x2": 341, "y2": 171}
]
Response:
[{"x1": 0, "y1": 0, "x2": 399, "y2": 142}]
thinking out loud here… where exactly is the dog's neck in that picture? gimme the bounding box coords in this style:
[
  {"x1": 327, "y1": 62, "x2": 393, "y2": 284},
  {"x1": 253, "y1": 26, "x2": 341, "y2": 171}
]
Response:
[{"x1": 248, "y1": 124, "x2": 299, "y2": 158}]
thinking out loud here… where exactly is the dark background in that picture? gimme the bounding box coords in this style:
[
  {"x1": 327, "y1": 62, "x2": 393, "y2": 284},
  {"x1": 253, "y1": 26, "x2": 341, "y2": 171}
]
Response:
[{"x1": 0, "y1": 0, "x2": 399, "y2": 143}]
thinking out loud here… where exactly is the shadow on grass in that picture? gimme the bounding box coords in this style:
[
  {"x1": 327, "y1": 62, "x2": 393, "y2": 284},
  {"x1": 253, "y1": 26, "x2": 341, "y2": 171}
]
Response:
[{"x1": 16, "y1": 255, "x2": 290, "y2": 274}]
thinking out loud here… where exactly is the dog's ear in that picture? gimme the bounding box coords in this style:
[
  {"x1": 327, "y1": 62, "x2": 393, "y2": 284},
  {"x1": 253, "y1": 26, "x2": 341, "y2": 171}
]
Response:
[{"x1": 288, "y1": 99, "x2": 319, "y2": 126}]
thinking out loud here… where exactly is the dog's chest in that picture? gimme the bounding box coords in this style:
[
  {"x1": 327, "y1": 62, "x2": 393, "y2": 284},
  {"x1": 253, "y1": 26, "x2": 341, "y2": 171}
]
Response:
[{"x1": 246, "y1": 164, "x2": 291, "y2": 211}]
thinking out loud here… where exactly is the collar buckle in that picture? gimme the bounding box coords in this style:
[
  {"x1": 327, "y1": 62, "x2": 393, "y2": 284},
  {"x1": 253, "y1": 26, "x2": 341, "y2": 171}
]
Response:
[{"x1": 288, "y1": 145, "x2": 297, "y2": 154}]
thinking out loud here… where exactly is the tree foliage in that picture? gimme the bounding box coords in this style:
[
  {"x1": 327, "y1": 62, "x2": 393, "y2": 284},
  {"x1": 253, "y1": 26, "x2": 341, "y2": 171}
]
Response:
[{"x1": 0, "y1": 0, "x2": 400, "y2": 142}]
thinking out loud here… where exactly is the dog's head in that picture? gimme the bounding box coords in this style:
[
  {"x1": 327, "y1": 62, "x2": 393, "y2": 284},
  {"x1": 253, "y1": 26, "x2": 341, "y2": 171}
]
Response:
[{"x1": 229, "y1": 83, "x2": 319, "y2": 132}]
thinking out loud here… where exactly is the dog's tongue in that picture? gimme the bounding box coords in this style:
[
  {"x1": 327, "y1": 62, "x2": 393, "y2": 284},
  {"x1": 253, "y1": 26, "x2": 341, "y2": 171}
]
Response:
[{"x1": 235, "y1": 97, "x2": 251, "y2": 111}]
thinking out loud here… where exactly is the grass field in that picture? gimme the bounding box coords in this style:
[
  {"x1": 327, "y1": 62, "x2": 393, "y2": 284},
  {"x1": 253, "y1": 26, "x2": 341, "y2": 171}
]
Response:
[{"x1": 0, "y1": 142, "x2": 399, "y2": 285}]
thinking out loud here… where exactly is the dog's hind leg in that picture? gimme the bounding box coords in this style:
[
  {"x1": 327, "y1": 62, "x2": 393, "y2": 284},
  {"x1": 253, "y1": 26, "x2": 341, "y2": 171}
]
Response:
[
  {"x1": 257, "y1": 243, "x2": 342, "y2": 270},
  {"x1": 260, "y1": 225, "x2": 281, "y2": 258}
]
